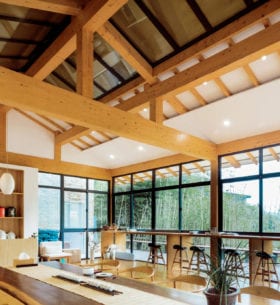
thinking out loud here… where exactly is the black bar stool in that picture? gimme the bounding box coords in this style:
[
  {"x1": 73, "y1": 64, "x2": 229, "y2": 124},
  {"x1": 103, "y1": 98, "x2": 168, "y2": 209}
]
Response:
[
  {"x1": 147, "y1": 243, "x2": 165, "y2": 265},
  {"x1": 188, "y1": 246, "x2": 208, "y2": 272},
  {"x1": 172, "y1": 244, "x2": 189, "y2": 271},
  {"x1": 253, "y1": 251, "x2": 279, "y2": 285},
  {"x1": 224, "y1": 249, "x2": 245, "y2": 278}
]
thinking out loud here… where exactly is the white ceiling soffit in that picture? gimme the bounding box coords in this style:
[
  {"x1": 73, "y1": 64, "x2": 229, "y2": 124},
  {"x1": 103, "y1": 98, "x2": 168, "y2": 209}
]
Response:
[
  {"x1": 164, "y1": 78, "x2": 280, "y2": 144},
  {"x1": 61, "y1": 137, "x2": 174, "y2": 169}
]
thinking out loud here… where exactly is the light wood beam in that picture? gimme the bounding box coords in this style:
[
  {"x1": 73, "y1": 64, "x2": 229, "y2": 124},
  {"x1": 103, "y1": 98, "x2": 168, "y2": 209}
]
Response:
[
  {"x1": 214, "y1": 78, "x2": 231, "y2": 97},
  {"x1": 182, "y1": 166, "x2": 191, "y2": 176},
  {"x1": 117, "y1": 22, "x2": 280, "y2": 112},
  {"x1": 0, "y1": 67, "x2": 217, "y2": 160},
  {"x1": 268, "y1": 147, "x2": 280, "y2": 161},
  {"x1": 0, "y1": 0, "x2": 82, "y2": 15},
  {"x1": 0, "y1": 152, "x2": 111, "y2": 179},
  {"x1": 218, "y1": 130, "x2": 280, "y2": 156},
  {"x1": 246, "y1": 152, "x2": 258, "y2": 165},
  {"x1": 165, "y1": 95, "x2": 188, "y2": 114},
  {"x1": 243, "y1": 65, "x2": 259, "y2": 86},
  {"x1": 154, "y1": 0, "x2": 280, "y2": 75},
  {"x1": 54, "y1": 143, "x2": 61, "y2": 161},
  {"x1": 98, "y1": 77, "x2": 144, "y2": 104},
  {"x1": 0, "y1": 110, "x2": 6, "y2": 152},
  {"x1": 97, "y1": 22, "x2": 154, "y2": 83},
  {"x1": 56, "y1": 126, "x2": 90, "y2": 145},
  {"x1": 193, "y1": 162, "x2": 205, "y2": 173},
  {"x1": 224, "y1": 156, "x2": 241, "y2": 168},
  {"x1": 190, "y1": 88, "x2": 207, "y2": 106},
  {"x1": 150, "y1": 97, "x2": 164, "y2": 123},
  {"x1": 26, "y1": 0, "x2": 127, "y2": 80},
  {"x1": 156, "y1": 170, "x2": 165, "y2": 178},
  {"x1": 166, "y1": 167, "x2": 178, "y2": 177},
  {"x1": 76, "y1": 28, "x2": 93, "y2": 98}
]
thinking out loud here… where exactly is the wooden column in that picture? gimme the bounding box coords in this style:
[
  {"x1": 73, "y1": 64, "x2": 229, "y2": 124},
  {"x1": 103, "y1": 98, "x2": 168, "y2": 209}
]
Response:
[
  {"x1": 150, "y1": 97, "x2": 163, "y2": 123},
  {"x1": 210, "y1": 157, "x2": 219, "y2": 260},
  {"x1": 76, "y1": 27, "x2": 93, "y2": 98}
]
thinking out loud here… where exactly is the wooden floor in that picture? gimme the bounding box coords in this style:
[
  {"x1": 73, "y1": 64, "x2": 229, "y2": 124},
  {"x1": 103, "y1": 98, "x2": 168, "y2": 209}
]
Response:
[{"x1": 80, "y1": 259, "x2": 280, "y2": 305}]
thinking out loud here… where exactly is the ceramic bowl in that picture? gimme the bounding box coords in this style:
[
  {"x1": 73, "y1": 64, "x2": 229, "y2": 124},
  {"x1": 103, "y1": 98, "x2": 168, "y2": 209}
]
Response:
[{"x1": 82, "y1": 267, "x2": 94, "y2": 276}]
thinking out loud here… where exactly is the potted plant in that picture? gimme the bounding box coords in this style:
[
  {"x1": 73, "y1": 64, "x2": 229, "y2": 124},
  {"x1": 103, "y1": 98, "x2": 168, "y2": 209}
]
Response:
[{"x1": 202, "y1": 249, "x2": 242, "y2": 305}]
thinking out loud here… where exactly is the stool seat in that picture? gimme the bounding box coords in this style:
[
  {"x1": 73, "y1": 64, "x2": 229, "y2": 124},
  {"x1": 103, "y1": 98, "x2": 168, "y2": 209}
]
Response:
[
  {"x1": 190, "y1": 246, "x2": 205, "y2": 252},
  {"x1": 224, "y1": 249, "x2": 240, "y2": 256},
  {"x1": 189, "y1": 246, "x2": 208, "y2": 272},
  {"x1": 256, "y1": 251, "x2": 271, "y2": 259},
  {"x1": 148, "y1": 243, "x2": 161, "y2": 248},
  {"x1": 173, "y1": 244, "x2": 187, "y2": 251}
]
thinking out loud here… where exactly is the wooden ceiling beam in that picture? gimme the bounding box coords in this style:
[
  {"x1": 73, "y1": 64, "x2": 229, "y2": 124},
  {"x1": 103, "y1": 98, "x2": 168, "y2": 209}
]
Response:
[
  {"x1": 154, "y1": 0, "x2": 280, "y2": 75},
  {"x1": 97, "y1": 22, "x2": 154, "y2": 83},
  {"x1": 26, "y1": 0, "x2": 127, "y2": 80},
  {"x1": 165, "y1": 95, "x2": 188, "y2": 114},
  {"x1": 117, "y1": 22, "x2": 280, "y2": 112},
  {"x1": 56, "y1": 126, "x2": 89, "y2": 145},
  {"x1": 0, "y1": 0, "x2": 82, "y2": 15},
  {"x1": 0, "y1": 67, "x2": 217, "y2": 161}
]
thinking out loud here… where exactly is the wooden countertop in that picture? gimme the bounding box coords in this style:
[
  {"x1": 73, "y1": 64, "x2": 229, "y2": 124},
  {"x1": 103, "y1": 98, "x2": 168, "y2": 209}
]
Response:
[{"x1": 104, "y1": 230, "x2": 280, "y2": 240}]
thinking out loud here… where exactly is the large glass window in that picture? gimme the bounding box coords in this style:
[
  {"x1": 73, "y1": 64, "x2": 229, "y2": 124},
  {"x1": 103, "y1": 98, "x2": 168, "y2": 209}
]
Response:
[
  {"x1": 64, "y1": 191, "x2": 86, "y2": 228},
  {"x1": 133, "y1": 192, "x2": 152, "y2": 229},
  {"x1": 114, "y1": 194, "x2": 130, "y2": 228},
  {"x1": 222, "y1": 180, "x2": 259, "y2": 232},
  {"x1": 155, "y1": 189, "x2": 179, "y2": 230},
  {"x1": 38, "y1": 173, "x2": 109, "y2": 259},
  {"x1": 182, "y1": 185, "x2": 210, "y2": 231},
  {"x1": 220, "y1": 144, "x2": 280, "y2": 234},
  {"x1": 263, "y1": 177, "x2": 280, "y2": 233}
]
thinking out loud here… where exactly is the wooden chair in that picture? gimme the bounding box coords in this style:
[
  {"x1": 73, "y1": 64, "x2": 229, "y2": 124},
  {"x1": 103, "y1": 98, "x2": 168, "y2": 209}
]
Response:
[
  {"x1": 0, "y1": 281, "x2": 42, "y2": 305},
  {"x1": 238, "y1": 286, "x2": 280, "y2": 303},
  {"x1": 173, "y1": 274, "x2": 207, "y2": 293},
  {"x1": 80, "y1": 259, "x2": 120, "y2": 275},
  {"x1": 119, "y1": 266, "x2": 155, "y2": 281}
]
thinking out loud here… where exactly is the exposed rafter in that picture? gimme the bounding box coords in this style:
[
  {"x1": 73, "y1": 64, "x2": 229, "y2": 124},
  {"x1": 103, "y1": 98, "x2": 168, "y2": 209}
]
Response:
[
  {"x1": 117, "y1": 22, "x2": 280, "y2": 112},
  {"x1": 0, "y1": 67, "x2": 217, "y2": 160},
  {"x1": 0, "y1": 0, "x2": 83, "y2": 15},
  {"x1": 26, "y1": 0, "x2": 128, "y2": 80}
]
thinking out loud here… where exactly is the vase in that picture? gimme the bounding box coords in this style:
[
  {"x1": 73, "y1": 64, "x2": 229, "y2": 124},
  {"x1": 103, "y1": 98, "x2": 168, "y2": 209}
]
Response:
[{"x1": 204, "y1": 287, "x2": 239, "y2": 305}]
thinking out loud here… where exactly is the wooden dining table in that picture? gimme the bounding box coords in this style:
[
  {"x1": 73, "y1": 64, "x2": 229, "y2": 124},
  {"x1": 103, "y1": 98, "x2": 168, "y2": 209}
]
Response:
[{"x1": 0, "y1": 262, "x2": 205, "y2": 305}]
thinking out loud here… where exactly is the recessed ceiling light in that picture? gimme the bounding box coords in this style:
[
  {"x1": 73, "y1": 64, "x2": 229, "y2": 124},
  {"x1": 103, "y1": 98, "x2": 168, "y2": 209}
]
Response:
[
  {"x1": 138, "y1": 146, "x2": 144, "y2": 151},
  {"x1": 223, "y1": 120, "x2": 231, "y2": 127},
  {"x1": 109, "y1": 154, "x2": 115, "y2": 159},
  {"x1": 261, "y1": 55, "x2": 267, "y2": 61},
  {"x1": 143, "y1": 108, "x2": 148, "y2": 112},
  {"x1": 203, "y1": 81, "x2": 208, "y2": 86}
]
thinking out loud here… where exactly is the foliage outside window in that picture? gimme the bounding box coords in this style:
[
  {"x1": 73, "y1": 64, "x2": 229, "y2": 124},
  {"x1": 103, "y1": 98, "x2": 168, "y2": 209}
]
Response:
[
  {"x1": 220, "y1": 145, "x2": 280, "y2": 233},
  {"x1": 113, "y1": 160, "x2": 211, "y2": 259}
]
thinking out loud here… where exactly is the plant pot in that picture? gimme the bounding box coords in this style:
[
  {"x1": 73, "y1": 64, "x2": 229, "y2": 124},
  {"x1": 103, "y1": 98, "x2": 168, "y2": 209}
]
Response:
[{"x1": 204, "y1": 287, "x2": 239, "y2": 305}]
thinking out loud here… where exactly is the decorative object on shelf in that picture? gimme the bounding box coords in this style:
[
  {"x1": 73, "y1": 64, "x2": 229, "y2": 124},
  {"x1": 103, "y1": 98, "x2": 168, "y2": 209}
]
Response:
[
  {"x1": 7, "y1": 231, "x2": 16, "y2": 239},
  {"x1": 5, "y1": 206, "x2": 16, "y2": 217},
  {"x1": 0, "y1": 172, "x2": 15, "y2": 195},
  {"x1": 0, "y1": 207, "x2": 5, "y2": 217},
  {"x1": 0, "y1": 230, "x2": 6, "y2": 239}
]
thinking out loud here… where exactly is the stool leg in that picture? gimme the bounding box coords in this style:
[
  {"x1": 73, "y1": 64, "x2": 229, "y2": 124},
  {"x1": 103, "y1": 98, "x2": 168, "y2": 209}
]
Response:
[{"x1": 253, "y1": 258, "x2": 262, "y2": 285}]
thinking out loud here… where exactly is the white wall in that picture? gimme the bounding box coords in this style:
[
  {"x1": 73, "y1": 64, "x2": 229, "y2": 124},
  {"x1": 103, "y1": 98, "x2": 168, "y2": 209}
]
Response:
[
  {"x1": 7, "y1": 109, "x2": 54, "y2": 159},
  {"x1": 0, "y1": 163, "x2": 38, "y2": 238}
]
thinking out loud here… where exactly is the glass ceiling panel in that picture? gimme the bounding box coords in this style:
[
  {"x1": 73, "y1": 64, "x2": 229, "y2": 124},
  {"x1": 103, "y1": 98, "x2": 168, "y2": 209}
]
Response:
[
  {"x1": 94, "y1": 33, "x2": 136, "y2": 80},
  {"x1": 111, "y1": 0, "x2": 173, "y2": 63},
  {"x1": 196, "y1": 0, "x2": 246, "y2": 27},
  {"x1": 143, "y1": 0, "x2": 205, "y2": 47}
]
